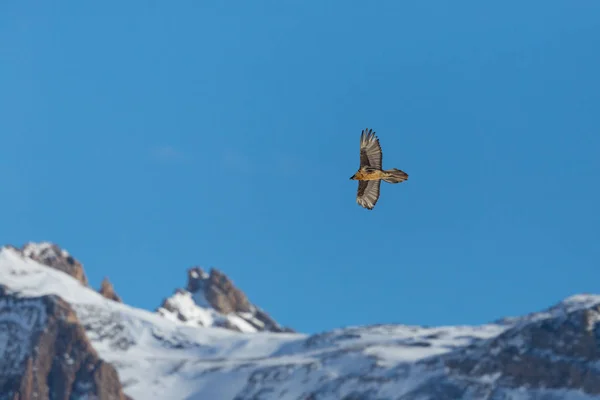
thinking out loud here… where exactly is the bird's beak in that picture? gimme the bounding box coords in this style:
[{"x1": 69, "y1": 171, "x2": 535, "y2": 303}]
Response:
[{"x1": 349, "y1": 175, "x2": 355, "y2": 180}]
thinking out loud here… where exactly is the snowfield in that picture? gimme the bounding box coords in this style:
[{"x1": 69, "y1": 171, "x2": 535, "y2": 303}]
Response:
[
  {"x1": 157, "y1": 288, "x2": 265, "y2": 333},
  {"x1": 1, "y1": 245, "x2": 600, "y2": 399}
]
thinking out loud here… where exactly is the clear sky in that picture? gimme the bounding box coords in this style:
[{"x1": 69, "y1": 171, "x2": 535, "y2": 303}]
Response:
[{"x1": 1, "y1": 1, "x2": 599, "y2": 334}]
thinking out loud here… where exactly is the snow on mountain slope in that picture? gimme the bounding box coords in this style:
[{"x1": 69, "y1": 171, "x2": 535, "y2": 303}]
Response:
[
  {"x1": 19, "y1": 241, "x2": 90, "y2": 286},
  {"x1": 0, "y1": 288, "x2": 129, "y2": 399},
  {"x1": 0, "y1": 295, "x2": 47, "y2": 380},
  {"x1": 157, "y1": 284, "x2": 260, "y2": 333},
  {"x1": 21, "y1": 241, "x2": 68, "y2": 259},
  {"x1": 156, "y1": 266, "x2": 293, "y2": 333},
  {"x1": 3, "y1": 243, "x2": 600, "y2": 399},
  {"x1": 0, "y1": 246, "x2": 301, "y2": 398}
]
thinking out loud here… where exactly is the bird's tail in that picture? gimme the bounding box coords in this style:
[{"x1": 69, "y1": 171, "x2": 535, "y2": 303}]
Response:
[{"x1": 382, "y1": 168, "x2": 409, "y2": 184}]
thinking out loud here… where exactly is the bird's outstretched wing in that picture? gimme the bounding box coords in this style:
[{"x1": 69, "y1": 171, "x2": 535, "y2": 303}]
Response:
[
  {"x1": 360, "y1": 128, "x2": 382, "y2": 169},
  {"x1": 356, "y1": 180, "x2": 381, "y2": 210}
]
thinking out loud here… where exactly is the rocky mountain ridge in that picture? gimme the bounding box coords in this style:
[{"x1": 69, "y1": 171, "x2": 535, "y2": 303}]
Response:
[
  {"x1": 1, "y1": 241, "x2": 600, "y2": 399},
  {"x1": 0, "y1": 286, "x2": 129, "y2": 400},
  {"x1": 156, "y1": 266, "x2": 294, "y2": 333},
  {"x1": 9, "y1": 242, "x2": 125, "y2": 304}
]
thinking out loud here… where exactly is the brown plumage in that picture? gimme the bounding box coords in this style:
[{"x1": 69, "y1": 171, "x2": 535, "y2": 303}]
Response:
[{"x1": 350, "y1": 128, "x2": 408, "y2": 210}]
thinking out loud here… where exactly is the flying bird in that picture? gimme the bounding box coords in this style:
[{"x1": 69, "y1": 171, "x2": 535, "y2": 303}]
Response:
[{"x1": 350, "y1": 128, "x2": 408, "y2": 210}]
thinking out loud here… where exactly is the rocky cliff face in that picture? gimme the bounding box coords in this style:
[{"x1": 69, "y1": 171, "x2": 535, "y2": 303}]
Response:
[
  {"x1": 232, "y1": 297, "x2": 600, "y2": 400},
  {"x1": 0, "y1": 286, "x2": 129, "y2": 400},
  {"x1": 17, "y1": 242, "x2": 89, "y2": 287},
  {"x1": 189, "y1": 267, "x2": 251, "y2": 314},
  {"x1": 98, "y1": 277, "x2": 122, "y2": 303},
  {"x1": 157, "y1": 266, "x2": 293, "y2": 333},
  {"x1": 440, "y1": 296, "x2": 600, "y2": 397},
  {"x1": 4, "y1": 241, "x2": 600, "y2": 399}
]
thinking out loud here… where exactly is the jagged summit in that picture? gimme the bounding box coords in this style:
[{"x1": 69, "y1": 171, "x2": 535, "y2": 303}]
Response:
[
  {"x1": 156, "y1": 266, "x2": 294, "y2": 333},
  {"x1": 98, "y1": 277, "x2": 123, "y2": 303},
  {"x1": 5, "y1": 241, "x2": 290, "y2": 334},
  {"x1": 3, "y1": 241, "x2": 600, "y2": 399},
  {"x1": 14, "y1": 242, "x2": 125, "y2": 304},
  {"x1": 11, "y1": 241, "x2": 89, "y2": 286}
]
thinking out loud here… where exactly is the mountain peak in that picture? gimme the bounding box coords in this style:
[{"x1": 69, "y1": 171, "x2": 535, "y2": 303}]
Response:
[
  {"x1": 203, "y1": 267, "x2": 252, "y2": 314},
  {"x1": 157, "y1": 266, "x2": 294, "y2": 333},
  {"x1": 98, "y1": 277, "x2": 122, "y2": 303},
  {"x1": 18, "y1": 241, "x2": 89, "y2": 286},
  {"x1": 186, "y1": 266, "x2": 209, "y2": 291},
  {"x1": 4, "y1": 240, "x2": 600, "y2": 398}
]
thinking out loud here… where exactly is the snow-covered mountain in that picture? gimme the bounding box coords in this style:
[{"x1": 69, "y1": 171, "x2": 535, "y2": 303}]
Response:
[
  {"x1": 156, "y1": 266, "x2": 294, "y2": 333},
  {"x1": 2, "y1": 242, "x2": 600, "y2": 399}
]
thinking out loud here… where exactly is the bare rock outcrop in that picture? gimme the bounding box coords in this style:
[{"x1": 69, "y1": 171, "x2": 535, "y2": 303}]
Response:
[
  {"x1": 158, "y1": 266, "x2": 294, "y2": 333},
  {"x1": 19, "y1": 242, "x2": 89, "y2": 286},
  {"x1": 98, "y1": 277, "x2": 123, "y2": 303},
  {"x1": 445, "y1": 301, "x2": 600, "y2": 396},
  {"x1": 0, "y1": 286, "x2": 129, "y2": 400},
  {"x1": 203, "y1": 268, "x2": 252, "y2": 314}
]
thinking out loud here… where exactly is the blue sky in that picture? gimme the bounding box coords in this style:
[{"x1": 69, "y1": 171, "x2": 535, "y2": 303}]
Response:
[{"x1": 1, "y1": 1, "x2": 599, "y2": 334}]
